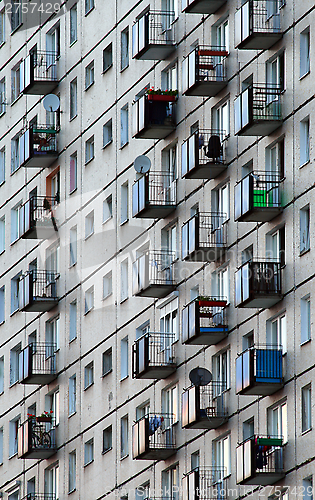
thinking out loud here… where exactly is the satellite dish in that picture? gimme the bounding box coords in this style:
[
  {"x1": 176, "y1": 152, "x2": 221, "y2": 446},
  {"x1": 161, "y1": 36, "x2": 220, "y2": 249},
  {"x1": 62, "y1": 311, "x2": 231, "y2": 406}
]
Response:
[
  {"x1": 134, "y1": 155, "x2": 151, "y2": 174},
  {"x1": 189, "y1": 367, "x2": 212, "y2": 386},
  {"x1": 43, "y1": 94, "x2": 60, "y2": 112}
]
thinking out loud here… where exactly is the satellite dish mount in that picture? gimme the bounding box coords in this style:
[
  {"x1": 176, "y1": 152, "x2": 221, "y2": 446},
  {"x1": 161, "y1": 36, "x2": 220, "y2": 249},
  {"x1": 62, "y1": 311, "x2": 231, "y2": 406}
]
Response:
[{"x1": 134, "y1": 155, "x2": 151, "y2": 174}]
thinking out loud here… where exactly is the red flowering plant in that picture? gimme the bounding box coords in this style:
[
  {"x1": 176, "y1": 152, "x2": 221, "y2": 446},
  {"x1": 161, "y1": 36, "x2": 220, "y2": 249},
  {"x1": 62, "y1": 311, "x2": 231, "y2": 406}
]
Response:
[{"x1": 145, "y1": 87, "x2": 178, "y2": 97}]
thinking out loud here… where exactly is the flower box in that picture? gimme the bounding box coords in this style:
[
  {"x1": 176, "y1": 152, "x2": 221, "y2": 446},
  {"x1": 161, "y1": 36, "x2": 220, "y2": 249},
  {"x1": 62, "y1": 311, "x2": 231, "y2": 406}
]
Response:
[
  {"x1": 36, "y1": 416, "x2": 52, "y2": 423},
  {"x1": 198, "y1": 300, "x2": 226, "y2": 307},
  {"x1": 147, "y1": 94, "x2": 177, "y2": 102}
]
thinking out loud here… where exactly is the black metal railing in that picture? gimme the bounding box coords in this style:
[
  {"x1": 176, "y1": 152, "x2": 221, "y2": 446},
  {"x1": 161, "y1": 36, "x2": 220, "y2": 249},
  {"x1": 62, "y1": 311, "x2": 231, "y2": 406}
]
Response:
[
  {"x1": 22, "y1": 270, "x2": 58, "y2": 299},
  {"x1": 19, "y1": 343, "x2": 57, "y2": 382},
  {"x1": 182, "y1": 212, "x2": 228, "y2": 260},
  {"x1": 18, "y1": 417, "x2": 56, "y2": 458},
  {"x1": 182, "y1": 383, "x2": 228, "y2": 428},
  {"x1": 30, "y1": 51, "x2": 58, "y2": 81},
  {"x1": 133, "y1": 250, "x2": 176, "y2": 293},
  {"x1": 133, "y1": 413, "x2": 176, "y2": 457},
  {"x1": 132, "y1": 94, "x2": 176, "y2": 138},
  {"x1": 133, "y1": 332, "x2": 176, "y2": 377},
  {"x1": 181, "y1": 129, "x2": 227, "y2": 178},
  {"x1": 132, "y1": 10, "x2": 175, "y2": 57},
  {"x1": 183, "y1": 46, "x2": 227, "y2": 91},
  {"x1": 235, "y1": 84, "x2": 282, "y2": 133},
  {"x1": 235, "y1": 0, "x2": 281, "y2": 46},
  {"x1": 235, "y1": 260, "x2": 282, "y2": 306},
  {"x1": 132, "y1": 173, "x2": 176, "y2": 215},
  {"x1": 31, "y1": 125, "x2": 58, "y2": 155},
  {"x1": 19, "y1": 196, "x2": 58, "y2": 236},
  {"x1": 22, "y1": 494, "x2": 56, "y2": 500},
  {"x1": 236, "y1": 345, "x2": 283, "y2": 394},
  {"x1": 235, "y1": 171, "x2": 282, "y2": 220},
  {"x1": 183, "y1": 467, "x2": 227, "y2": 500},
  {"x1": 182, "y1": 296, "x2": 228, "y2": 343}
]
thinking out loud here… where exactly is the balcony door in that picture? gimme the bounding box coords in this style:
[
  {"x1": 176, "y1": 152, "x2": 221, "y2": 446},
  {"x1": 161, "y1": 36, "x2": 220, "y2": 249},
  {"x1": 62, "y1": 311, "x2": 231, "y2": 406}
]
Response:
[
  {"x1": 162, "y1": 465, "x2": 179, "y2": 500},
  {"x1": 45, "y1": 464, "x2": 59, "y2": 500}
]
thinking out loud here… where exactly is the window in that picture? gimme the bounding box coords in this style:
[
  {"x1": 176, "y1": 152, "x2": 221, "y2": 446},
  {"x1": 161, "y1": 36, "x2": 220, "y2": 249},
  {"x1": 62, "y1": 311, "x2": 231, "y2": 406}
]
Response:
[
  {"x1": 102, "y1": 348, "x2": 112, "y2": 376},
  {"x1": 46, "y1": 316, "x2": 60, "y2": 351},
  {"x1": 11, "y1": 64, "x2": 20, "y2": 101},
  {"x1": 28, "y1": 330, "x2": 36, "y2": 352},
  {"x1": 46, "y1": 243, "x2": 59, "y2": 273},
  {"x1": 46, "y1": 389, "x2": 60, "y2": 426},
  {"x1": 300, "y1": 117, "x2": 310, "y2": 166},
  {"x1": 70, "y1": 226, "x2": 77, "y2": 266},
  {"x1": 84, "y1": 361, "x2": 94, "y2": 389},
  {"x1": 69, "y1": 301, "x2": 77, "y2": 342},
  {"x1": 8, "y1": 492, "x2": 18, "y2": 500},
  {"x1": 70, "y1": 153, "x2": 77, "y2": 194},
  {"x1": 85, "y1": 136, "x2": 94, "y2": 163},
  {"x1": 103, "y1": 425, "x2": 112, "y2": 453},
  {"x1": 212, "y1": 183, "x2": 229, "y2": 220},
  {"x1": 303, "y1": 477, "x2": 313, "y2": 500},
  {"x1": 70, "y1": 78, "x2": 77, "y2": 119},
  {"x1": 268, "y1": 400, "x2": 288, "y2": 443},
  {"x1": 191, "y1": 451, "x2": 200, "y2": 470},
  {"x1": 69, "y1": 375, "x2": 76, "y2": 415},
  {"x1": 0, "y1": 356, "x2": 4, "y2": 392},
  {"x1": 9, "y1": 415, "x2": 20, "y2": 456},
  {"x1": 0, "y1": 216, "x2": 4, "y2": 253},
  {"x1": 0, "y1": 427, "x2": 3, "y2": 464},
  {"x1": 241, "y1": 245, "x2": 253, "y2": 264},
  {"x1": 120, "y1": 259, "x2": 128, "y2": 302},
  {"x1": 103, "y1": 272, "x2": 112, "y2": 299},
  {"x1": 120, "y1": 415, "x2": 128, "y2": 458},
  {"x1": 85, "y1": 0, "x2": 94, "y2": 14},
  {"x1": 302, "y1": 385, "x2": 312, "y2": 433},
  {"x1": 70, "y1": 4, "x2": 77, "y2": 44},
  {"x1": 243, "y1": 417, "x2": 254, "y2": 441},
  {"x1": 45, "y1": 464, "x2": 59, "y2": 499},
  {"x1": 301, "y1": 296, "x2": 311, "y2": 344},
  {"x1": 68, "y1": 451, "x2": 76, "y2": 492},
  {"x1": 162, "y1": 465, "x2": 179, "y2": 500},
  {"x1": 83, "y1": 438, "x2": 94, "y2": 466},
  {"x1": 162, "y1": 0, "x2": 178, "y2": 19},
  {"x1": 267, "y1": 314, "x2": 287, "y2": 354},
  {"x1": 266, "y1": 226, "x2": 285, "y2": 267},
  {"x1": 213, "y1": 350, "x2": 230, "y2": 391},
  {"x1": 85, "y1": 286, "x2": 94, "y2": 314},
  {"x1": 160, "y1": 297, "x2": 179, "y2": 340},
  {"x1": 27, "y1": 478, "x2": 35, "y2": 496},
  {"x1": 300, "y1": 28, "x2": 310, "y2": 78},
  {"x1": 0, "y1": 286, "x2": 4, "y2": 325},
  {"x1": 213, "y1": 434, "x2": 231, "y2": 478},
  {"x1": 161, "y1": 224, "x2": 177, "y2": 259},
  {"x1": 85, "y1": 61, "x2": 94, "y2": 89},
  {"x1": 85, "y1": 211, "x2": 94, "y2": 238},
  {"x1": 162, "y1": 384, "x2": 178, "y2": 422},
  {"x1": 0, "y1": 78, "x2": 5, "y2": 115},
  {"x1": 10, "y1": 273, "x2": 21, "y2": 314},
  {"x1": 50, "y1": 170, "x2": 60, "y2": 205},
  {"x1": 0, "y1": 9, "x2": 5, "y2": 45},
  {"x1": 120, "y1": 336, "x2": 128, "y2": 379},
  {"x1": 103, "y1": 119, "x2": 113, "y2": 147},
  {"x1": 0, "y1": 147, "x2": 4, "y2": 185},
  {"x1": 103, "y1": 43, "x2": 113, "y2": 72},
  {"x1": 300, "y1": 206, "x2": 310, "y2": 254},
  {"x1": 11, "y1": 0, "x2": 22, "y2": 32},
  {"x1": 266, "y1": 52, "x2": 285, "y2": 94},
  {"x1": 212, "y1": 265, "x2": 230, "y2": 304},
  {"x1": 46, "y1": 24, "x2": 60, "y2": 57},
  {"x1": 136, "y1": 401, "x2": 150, "y2": 420},
  {"x1": 120, "y1": 182, "x2": 129, "y2": 223},
  {"x1": 11, "y1": 136, "x2": 20, "y2": 173},
  {"x1": 214, "y1": 17, "x2": 229, "y2": 52},
  {"x1": 266, "y1": 138, "x2": 285, "y2": 179},
  {"x1": 213, "y1": 100, "x2": 229, "y2": 135},
  {"x1": 103, "y1": 195, "x2": 113, "y2": 222},
  {"x1": 121, "y1": 27, "x2": 129, "y2": 70},
  {"x1": 120, "y1": 105, "x2": 129, "y2": 147},
  {"x1": 162, "y1": 63, "x2": 178, "y2": 91}
]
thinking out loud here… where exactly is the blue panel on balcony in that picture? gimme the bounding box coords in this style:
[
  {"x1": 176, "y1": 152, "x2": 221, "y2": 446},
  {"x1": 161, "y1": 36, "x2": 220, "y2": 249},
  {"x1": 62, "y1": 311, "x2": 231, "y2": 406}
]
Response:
[
  {"x1": 200, "y1": 326, "x2": 228, "y2": 333},
  {"x1": 256, "y1": 349, "x2": 282, "y2": 383}
]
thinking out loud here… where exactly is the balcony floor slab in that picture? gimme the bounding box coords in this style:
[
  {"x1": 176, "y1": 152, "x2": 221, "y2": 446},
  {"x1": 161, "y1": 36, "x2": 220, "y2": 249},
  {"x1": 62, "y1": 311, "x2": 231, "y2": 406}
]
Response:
[
  {"x1": 183, "y1": 162, "x2": 227, "y2": 180},
  {"x1": 134, "y1": 205, "x2": 176, "y2": 219},
  {"x1": 135, "y1": 44, "x2": 176, "y2": 60},
  {"x1": 183, "y1": 0, "x2": 226, "y2": 14},
  {"x1": 184, "y1": 80, "x2": 227, "y2": 97},
  {"x1": 237, "y1": 33, "x2": 282, "y2": 51}
]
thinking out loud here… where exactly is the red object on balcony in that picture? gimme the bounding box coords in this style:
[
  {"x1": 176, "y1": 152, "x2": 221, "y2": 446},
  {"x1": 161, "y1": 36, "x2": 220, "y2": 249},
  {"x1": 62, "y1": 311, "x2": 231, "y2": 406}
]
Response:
[
  {"x1": 36, "y1": 416, "x2": 52, "y2": 423},
  {"x1": 198, "y1": 300, "x2": 227, "y2": 307},
  {"x1": 147, "y1": 94, "x2": 176, "y2": 102}
]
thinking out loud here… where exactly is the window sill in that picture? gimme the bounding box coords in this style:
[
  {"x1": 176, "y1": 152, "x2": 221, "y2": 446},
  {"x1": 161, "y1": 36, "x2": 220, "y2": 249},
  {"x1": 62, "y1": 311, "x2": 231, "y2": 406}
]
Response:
[
  {"x1": 10, "y1": 93, "x2": 23, "y2": 106},
  {"x1": 84, "y1": 81, "x2": 95, "y2": 92},
  {"x1": 102, "y1": 140, "x2": 113, "y2": 149},
  {"x1": 103, "y1": 293, "x2": 113, "y2": 301},
  {"x1": 120, "y1": 297, "x2": 128, "y2": 304},
  {"x1": 11, "y1": 22, "x2": 23, "y2": 35},
  {"x1": 0, "y1": 42, "x2": 5, "y2": 49},
  {"x1": 69, "y1": 262, "x2": 77, "y2": 269},
  {"x1": 102, "y1": 447, "x2": 113, "y2": 455},
  {"x1": 70, "y1": 39, "x2": 78, "y2": 48},
  {"x1": 0, "y1": 390, "x2": 3, "y2": 396},
  {"x1": 120, "y1": 375, "x2": 129, "y2": 382},
  {"x1": 102, "y1": 368, "x2": 113, "y2": 378},
  {"x1": 120, "y1": 218, "x2": 129, "y2": 226},
  {"x1": 0, "y1": 180, "x2": 4, "y2": 187},
  {"x1": 0, "y1": 250, "x2": 4, "y2": 256},
  {"x1": 102, "y1": 216, "x2": 113, "y2": 225},
  {"x1": 119, "y1": 141, "x2": 129, "y2": 150},
  {"x1": 68, "y1": 489, "x2": 76, "y2": 495},
  {"x1": 299, "y1": 160, "x2": 310, "y2": 169},
  {"x1": 68, "y1": 411, "x2": 77, "y2": 418},
  {"x1": 85, "y1": 6, "x2": 95, "y2": 16},
  {"x1": 102, "y1": 64, "x2": 113, "y2": 74},
  {"x1": 70, "y1": 114, "x2": 78, "y2": 122},
  {"x1": 301, "y1": 427, "x2": 312, "y2": 436},
  {"x1": 84, "y1": 232, "x2": 94, "y2": 241},
  {"x1": 9, "y1": 452, "x2": 18, "y2": 459},
  {"x1": 85, "y1": 156, "x2": 95, "y2": 166},
  {"x1": 10, "y1": 309, "x2": 19, "y2": 317},
  {"x1": 84, "y1": 382, "x2": 94, "y2": 391},
  {"x1": 300, "y1": 71, "x2": 310, "y2": 81},
  {"x1": 0, "y1": 111, "x2": 5, "y2": 118},
  {"x1": 120, "y1": 64, "x2": 129, "y2": 73},
  {"x1": 301, "y1": 338, "x2": 311, "y2": 347},
  {"x1": 69, "y1": 336, "x2": 77, "y2": 344},
  {"x1": 84, "y1": 459, "x2": 94, "y2": 467},
  {"x1": 0, "y1": 320, "x2": 4, "y2": 327},
  {"x1": 120, "y1": 454, "x2": 129, "y2": 461},
  {"x1": 69, "y1": 187, "x2": 77, "y2": 195},
  {"x1": 300, "y1": 247, "x2": 310, "y2": 257},
  {"x1": 84, "y1": 307, "x2": 94, "y2": 316},
  {"x1": 10, "y1": 165, "x2": 22, "y2": 176}
]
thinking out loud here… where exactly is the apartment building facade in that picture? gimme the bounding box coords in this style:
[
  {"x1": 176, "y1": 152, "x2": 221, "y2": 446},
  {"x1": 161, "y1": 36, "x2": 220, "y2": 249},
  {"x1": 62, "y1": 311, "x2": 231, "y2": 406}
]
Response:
[{"x1": 0, "y1": 0, "x2": 314, "y2": 499}]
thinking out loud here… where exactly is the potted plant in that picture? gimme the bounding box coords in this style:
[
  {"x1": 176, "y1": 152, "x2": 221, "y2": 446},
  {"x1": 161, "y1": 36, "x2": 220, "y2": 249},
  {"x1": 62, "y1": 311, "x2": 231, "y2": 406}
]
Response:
[
  {"x1": 36, "y1": 410, "x2": 53, "y2": 423},
  {"x1": 146, "y1": 87, "x2": 178, "y2": 102}
]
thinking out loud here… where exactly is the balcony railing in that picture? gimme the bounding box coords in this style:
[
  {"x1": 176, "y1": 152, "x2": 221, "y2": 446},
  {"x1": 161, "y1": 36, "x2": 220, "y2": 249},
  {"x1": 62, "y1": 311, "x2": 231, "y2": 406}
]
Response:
[
  {"x1": 183, "y1": 467, "x2": 227, "y2": 500},
  {"x1": 132, "y1": 413, "x2": 176, "y2": 460},
  {"x1": 132, "y1": 173, "x2": 177, "y2": 218},
  {"x1": 182, "y1": 383, "x2": 228, "y2": 429},
  {"x1": 235, "y1": 171, "x2": 282, "y2": 222},
  {"x1": 182, "y1": 296, "x2": 228, "y2": 345},
  {"x1": 132, "y1": 332, "x2": 177, "y2": 379},
  {"x1": 181, "y1": 129, "x2": 227, "y2": 179},
  {"x1": 19, "y1": 270, "x2": 59, "y2": 313},
  {"x1": 235, "y1": 0, "x2": 282, "y2": 50},
  {"x1": 234, "y1": 84, "x2": 282, "y2": 136},
  {"x1": 182, "y1": 0, "x2": 227, "y2": 14},
  {"x1": 19, "y1": 125, "x2": 59, "y2": 168},
  {"x1": 19, "y1": 343, "x2": 57, "y2": 385},
  {"x1": 182, "y1": 213, "x2": 227, "y2": 262},
  {"x1": 235, "y1": 260, "x2": 282, "y2": 308},
  {"x1": 236, "y1": 435, "x2": 284, "y2": 485},
  {"x1": 132, "y1": 10, "x2": 176, "y2": 60},
  {"x1": 22, "y1": 494, "x2": 56, "y2": 500},
  {"x1": 20, "y1": 51, "x2": 58, "y2": 95},
  {"x1": 236, "y1": 345, "x2": 283, "y2": 396},
  {"x1": 132, "y1": 94, "x2": 176, "y2": 139},
  {"x1": 18, "y1": 417, "x2": 57, "y2": 459},
  {"x1": 133, "y1": 250, "x2": 177, "y2": 298},
  {"x1": 182, "y1": 46, "x2": 228, "y2": 97},
  {"x1": 19, "y1": 196, "x2": 58, "y2": 240}
]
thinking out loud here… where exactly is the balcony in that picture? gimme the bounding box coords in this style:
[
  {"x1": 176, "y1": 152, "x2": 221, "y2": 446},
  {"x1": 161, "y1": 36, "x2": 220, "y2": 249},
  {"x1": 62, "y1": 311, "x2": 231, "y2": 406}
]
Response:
[
  {"x1": 181, "y1": 129, "x2": 227, "y2": 179},
  {"x1": 182, "y1": 0, "x2": 226, "y2": 14},
  {"x1": 22, "y1": 495, "x2": 56, "y2": 500},
  {"x1": 182, "y1": 213, "x2": 227, "y2": 262},
  {"x1": 182, "y1": 46, "x2": 228, "y2": 97},
  {"x1": 132, "y1": 94, "x2": 176, "y2": 139},
  {"x1": 182, "y1": 296, "x2": 228, "y2": 345},
  {"x1": 235, "y1": 261, "x2": 282, "y2": 308},
  {"x1": 18, "y1": 417, "x2": 57, "y2": 459},
  {"x1": 20, "y1": 51, "x2": 58, "y2": 95},
  {"x1": 132, "y1": 332, "x2": 177, "y2": 379},
  {"x1": 132, "y1": 173, "x2": 176, "y2": 218},
  {"x1": 235, "y1": 0, "x2": 282, "y2": 50},
  {"x1": 19, "y1": 270, "x2": 59, "y2": 313},
  {"x1": 19, "y1": 343, "x2": 57, "y2": 385},
  {"x1": 182, "y1": 383, "x2": 228, "y2": 429},
  {"x1": 236, "y1": 346, "x2": 283, "y2": 396},
  {"x1": 236, "y1": 435, "x2": 284, "y2": 485},
  {"x1": 235, "y1": 172, "x2": 282, "y2": 222},
  {"x1": 132, "y1": 413, "x2": 176, "y2": 460},
  {"x1": 132, "y1": 10, "x2": 176, "y2": 60},
  {"x1": 19, "y1": 196, "x2": 58, "y2": 239},
  {"x1": 235, "y1": 84, "x2": 282, "y2": 136},
  {"x1": 133, "y1": 250, "x2": 176, "y2": 298},
  {"x1": 182, "y1": 467, "x2": 227, "y2": 500},
  {"x1": 19, "y1": 125, "x2": 59, "y2": 168}
]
